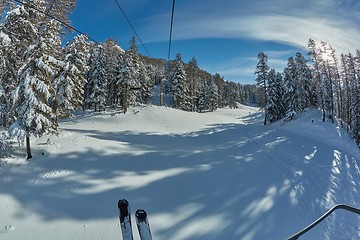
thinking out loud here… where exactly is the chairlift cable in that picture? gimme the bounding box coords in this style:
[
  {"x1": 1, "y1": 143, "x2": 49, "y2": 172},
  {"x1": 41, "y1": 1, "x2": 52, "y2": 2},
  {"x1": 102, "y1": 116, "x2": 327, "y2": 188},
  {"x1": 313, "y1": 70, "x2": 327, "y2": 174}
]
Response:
[
  {"x1": 160, "y1": 0, "x2": 176, "y2": 107},
  {"x1": 45, "y1": 0, "x2": 57, "y2": 16},
  {"x1": 13, "y1": 0, "x2": 99, "y2": 44},
  {"x1": 114, "y1": 0, "x2": 151, "y2": 57},
  {"x1": 168, "y1": 0, "x2": 176, "y2": 61}
]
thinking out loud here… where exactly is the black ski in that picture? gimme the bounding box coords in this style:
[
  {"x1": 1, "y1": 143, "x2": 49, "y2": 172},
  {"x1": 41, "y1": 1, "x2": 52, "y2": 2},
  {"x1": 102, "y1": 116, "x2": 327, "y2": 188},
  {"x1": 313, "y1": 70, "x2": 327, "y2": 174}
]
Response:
[
  {"x1": 118, "y1": 199, "x2": 134, "y2": 240},
  {"x1": 135, "y1": 209, "x2": 152, "y2": 240}
]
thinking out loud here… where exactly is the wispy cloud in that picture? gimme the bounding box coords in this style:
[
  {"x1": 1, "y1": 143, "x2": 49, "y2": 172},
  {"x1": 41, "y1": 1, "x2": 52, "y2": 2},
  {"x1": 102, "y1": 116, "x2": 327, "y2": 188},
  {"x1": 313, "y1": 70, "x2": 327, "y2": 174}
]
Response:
[
  {"x1": 141, "y1": 0, "x2": 360, "y2": 53},
  {"x1": 136, "y1": 0, "x2": 359, "y2": 83}
]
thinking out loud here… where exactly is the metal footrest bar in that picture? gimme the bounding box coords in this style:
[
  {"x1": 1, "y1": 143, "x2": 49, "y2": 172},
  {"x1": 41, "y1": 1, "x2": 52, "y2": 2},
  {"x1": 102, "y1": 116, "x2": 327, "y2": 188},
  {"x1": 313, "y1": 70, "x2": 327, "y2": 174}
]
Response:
[{"x1": 286, "y1": 204, "x2": 360, "y2": 240}]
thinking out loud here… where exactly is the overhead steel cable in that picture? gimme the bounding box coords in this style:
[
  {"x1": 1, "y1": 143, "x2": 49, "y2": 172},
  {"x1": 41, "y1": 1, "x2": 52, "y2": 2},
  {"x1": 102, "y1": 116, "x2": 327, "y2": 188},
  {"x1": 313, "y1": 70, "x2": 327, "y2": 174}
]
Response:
[
  {"x1": 41, "y1": 0, "x2": 56, "y2": 23},
  {"x1": 160, "y1": 0, "x2": 176, "y2": 106},
  {"x1": 114, "y1": 0, "x2": 150, "y2": 57},
  {"x1": 168, "y1": 0, "x2": 176, "y2": 61},
  {"x1": 13, "y1": 0, "x2": 99, "y2": 43},
  {"x1": 45, "y1": 0, "x2": 57, "y2": 17}
]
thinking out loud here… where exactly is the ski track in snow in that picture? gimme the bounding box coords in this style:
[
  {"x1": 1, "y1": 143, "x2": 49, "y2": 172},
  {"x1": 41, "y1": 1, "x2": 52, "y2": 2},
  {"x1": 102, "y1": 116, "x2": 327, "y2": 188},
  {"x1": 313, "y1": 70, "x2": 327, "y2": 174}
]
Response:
[{"x1": 0, "y1": 105, "x2": 359, "y2": 240}]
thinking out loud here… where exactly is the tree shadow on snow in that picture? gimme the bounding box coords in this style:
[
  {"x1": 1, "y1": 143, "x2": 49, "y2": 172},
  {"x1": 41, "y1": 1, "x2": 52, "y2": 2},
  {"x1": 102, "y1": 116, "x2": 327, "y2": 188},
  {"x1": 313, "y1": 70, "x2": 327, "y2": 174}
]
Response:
[{"x1": 2, "y1": 111, "x2": 359, "y2": 240}]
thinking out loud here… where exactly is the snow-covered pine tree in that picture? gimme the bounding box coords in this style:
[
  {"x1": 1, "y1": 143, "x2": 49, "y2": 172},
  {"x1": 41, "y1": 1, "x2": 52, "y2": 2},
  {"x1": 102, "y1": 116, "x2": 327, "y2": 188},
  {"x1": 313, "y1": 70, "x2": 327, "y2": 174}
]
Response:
[
  {"x1": 0, "y1": 2, "x2": 42, "y2": 127},
  {"x1": 356, "y1": 50, "x2": 360, "y2": 69},
  {"x1": 116, "y1": 37, "x2": 141, "y2": 113},
  {"x1": 114, "y1": 51, "x2": 126, "y2": 108},
  {"x1": 354, "y1": 50, "x2": 360, "y2": 145},
  {"x1": 308, "y1": 39, "x2": 327, "y2": 122},
  {"x1": 255, "y1": 52, "x2": 269, "y2": 124},
  {"x1": 188, "y1": 57, "x2": 199, "y2": 112},
  {"x1": 276, "y1": 72, "x2": 286, "y2": 117},
  {"x1": 126, "y1": 36, "x2": 141, "y2": 104},
  {"x1": 266, "y1": 69, "x2": 285, "y2": 122},
  {"x1": 138, "y1": 62, "x2": 152, "y2": 104},
  {"x1": 0, "y1": 30, "x2": 12, "y2": 127},
  {"x1": 143, "y1": 64, "x2": 157, "y2": 87},
  {"x1": 212, "y1": 73, "x2": 225, "y2": 108},
  {"x1": 55, "y1": 34, "x2": 89, "y2": 118},
  {"x1": 208, "y1": 77, "x2": 219, "y2": 111},
  {"x1": 102, "y1": 38, "x2": 123, "y2": 106},
  {"x1": 11, "y1": 5, "x2": 60, "y2": 159},
  {"x1": 355, "y1": 50, "x2": 360, "y2": 82},
  {"x1": 265, "y1": 69, "x2": 278, "y2": 123},
  {"x1": 224, "y1": 82, "x2": 240, "y2": 109},
  {"x1": 351, "y1": 79, "x2": 360, "y2": 146},
  {"x1": 325, "y1": 46, "x2": 343, "y2": 120},
  {"x1": 340, "y1": 53, "x2": 352, "y2": 128},
  {"x1": 90, "y1": 45, "x2": 107, "y2": 112},
  {"x1": 294, "y1": 52, "x2": 314, "y2": 111},
  {"x1": 238, "y1": 84, "x2": 248, "y2": 105},
  {"x1": 0, "y1": 82, "x2": 6, "y2": 126},
  {"x1": 319, "y1": 41, "x2": 335, "y2": 123},
  {"x1": 198, "y1": 77, "x2": 218, "y2": 112},
  {"x1": 83, "y1": 42, "x2": 98, "y2": 110},
  {"x1": 198, "y1": 82, "x2": 206, "y2": 113},
  {"x1": 346, "y1": 53, "x2": 360, "y2": 145},
  {"x1": 43, "y1": 0, "x2": 75, "y2": 31},
  {"x1": 283, "y1": 57, "x2": 297, "y2": 118},
  {"x1": 171, "y1": 53, "x2": 191, "y2": 111},
  {"x1": 220, "y1": 82, "x2": 229, "y2": 107}
]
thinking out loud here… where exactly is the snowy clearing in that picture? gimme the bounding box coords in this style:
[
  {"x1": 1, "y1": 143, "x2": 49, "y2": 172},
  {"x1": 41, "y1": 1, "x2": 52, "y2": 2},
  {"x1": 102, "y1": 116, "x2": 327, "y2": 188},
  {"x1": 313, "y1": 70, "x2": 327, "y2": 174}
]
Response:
[{"x1": 1, "y1": 105, "x2": 359, "y2": 240}]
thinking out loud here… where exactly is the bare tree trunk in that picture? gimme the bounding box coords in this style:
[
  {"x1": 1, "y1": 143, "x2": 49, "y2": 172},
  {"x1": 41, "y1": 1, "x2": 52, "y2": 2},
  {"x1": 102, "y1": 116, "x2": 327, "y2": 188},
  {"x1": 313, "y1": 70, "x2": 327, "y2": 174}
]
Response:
[
  {"x1": 26, "y1": 135, "x2": 32, "y2": 160},
  {"x1": 264, "y1": 111, "x2": 267, "y2": 125}
]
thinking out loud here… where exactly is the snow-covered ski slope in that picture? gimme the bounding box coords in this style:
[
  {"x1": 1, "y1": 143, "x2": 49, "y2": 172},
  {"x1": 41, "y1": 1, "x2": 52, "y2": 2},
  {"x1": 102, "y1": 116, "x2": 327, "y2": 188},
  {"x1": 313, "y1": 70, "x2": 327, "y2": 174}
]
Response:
[{"x1": 1, "y1": 105, "x2": 359, "y2": 240}]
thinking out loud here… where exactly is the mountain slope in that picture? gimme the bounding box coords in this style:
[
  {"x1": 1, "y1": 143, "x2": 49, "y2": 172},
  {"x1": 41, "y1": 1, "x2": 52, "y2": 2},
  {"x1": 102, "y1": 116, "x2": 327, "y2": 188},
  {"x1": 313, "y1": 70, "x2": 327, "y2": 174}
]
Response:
[{"x1": 1, "y1": 105, "x2": 359, "y2": 240}]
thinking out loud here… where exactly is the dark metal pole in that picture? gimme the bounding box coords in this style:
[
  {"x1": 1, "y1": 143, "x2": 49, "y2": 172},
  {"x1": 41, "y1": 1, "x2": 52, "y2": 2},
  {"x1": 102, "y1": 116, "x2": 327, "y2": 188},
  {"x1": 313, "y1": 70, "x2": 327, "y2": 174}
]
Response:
[{"x1": 286, "y1": 204, "x2": 360, "y2": 240}]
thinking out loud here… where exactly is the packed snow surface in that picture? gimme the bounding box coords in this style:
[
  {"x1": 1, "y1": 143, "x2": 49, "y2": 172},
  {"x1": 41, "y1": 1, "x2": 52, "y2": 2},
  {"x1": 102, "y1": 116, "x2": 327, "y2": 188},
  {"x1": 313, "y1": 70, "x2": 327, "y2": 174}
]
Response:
[{"x1": 1, "y1": 105, "x2": 359, "y2": 240}]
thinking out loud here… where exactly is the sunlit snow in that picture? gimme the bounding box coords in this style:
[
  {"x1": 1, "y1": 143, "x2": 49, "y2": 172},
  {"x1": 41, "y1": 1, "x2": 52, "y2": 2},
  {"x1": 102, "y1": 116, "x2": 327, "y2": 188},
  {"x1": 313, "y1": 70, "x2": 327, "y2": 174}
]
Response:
[{"x1": 0, "y1": 105, "x2": 359, "y2": 240}]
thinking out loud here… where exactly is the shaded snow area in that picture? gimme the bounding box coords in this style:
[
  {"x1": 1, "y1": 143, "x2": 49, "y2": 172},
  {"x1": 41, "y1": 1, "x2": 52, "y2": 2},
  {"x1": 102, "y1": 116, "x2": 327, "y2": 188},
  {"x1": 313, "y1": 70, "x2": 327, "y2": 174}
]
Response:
[{"x1": 1, "y1": 105, "x2": 359, "y2": 240}]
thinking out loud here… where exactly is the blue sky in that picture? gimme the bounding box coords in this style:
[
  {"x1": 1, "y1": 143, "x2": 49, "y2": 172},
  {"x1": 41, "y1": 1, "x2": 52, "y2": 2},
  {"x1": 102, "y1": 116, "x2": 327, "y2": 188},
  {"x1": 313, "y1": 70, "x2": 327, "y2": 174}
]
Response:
[{"x1": 69, "y1": 0, "x2": 360, "y2": 84}]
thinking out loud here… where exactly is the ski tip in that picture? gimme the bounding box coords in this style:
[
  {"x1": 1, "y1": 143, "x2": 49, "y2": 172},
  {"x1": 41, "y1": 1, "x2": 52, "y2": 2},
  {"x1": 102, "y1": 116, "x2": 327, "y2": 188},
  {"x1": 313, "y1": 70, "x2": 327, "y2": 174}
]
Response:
[
  {"x1": 135, "y1": 209, "x2": 147, "y2": 222},
  {"x1": 118, "y1": 199, "x2": 129, "y2": 209},
  {"x1": 118, "y1": 199, "x2": 130, "y2": 223}
]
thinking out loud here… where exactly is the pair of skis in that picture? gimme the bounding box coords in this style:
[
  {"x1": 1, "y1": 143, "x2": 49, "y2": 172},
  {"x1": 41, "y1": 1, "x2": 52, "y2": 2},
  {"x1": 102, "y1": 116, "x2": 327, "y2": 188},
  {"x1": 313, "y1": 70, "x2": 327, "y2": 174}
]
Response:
[{"x1": 118, "y1": 199, "x2": 152, "y2": 240}]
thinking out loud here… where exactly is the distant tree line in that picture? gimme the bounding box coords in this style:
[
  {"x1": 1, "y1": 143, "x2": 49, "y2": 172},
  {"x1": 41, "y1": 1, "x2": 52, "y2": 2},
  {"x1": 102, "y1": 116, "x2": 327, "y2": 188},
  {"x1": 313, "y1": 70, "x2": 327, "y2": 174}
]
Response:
[
  {"x1": 165, "y1": 53, "x2": 250, "y2": 112},
  {"x1": 0, "y1": 0, "x2": 252, "y2": 159},
  {"x1": 255, "y1": 39, "x2": 360, "y2": 146}
]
